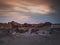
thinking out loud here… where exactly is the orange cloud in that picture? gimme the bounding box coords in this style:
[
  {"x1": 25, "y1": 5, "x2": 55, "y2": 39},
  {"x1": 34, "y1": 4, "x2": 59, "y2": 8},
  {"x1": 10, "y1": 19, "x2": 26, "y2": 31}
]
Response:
[
  {"x1": 0, "y1": 0, "x2": 55, "y2": 14},
  {"x1": 0, "y1": 12, "x2": 30, "y2": 21}
]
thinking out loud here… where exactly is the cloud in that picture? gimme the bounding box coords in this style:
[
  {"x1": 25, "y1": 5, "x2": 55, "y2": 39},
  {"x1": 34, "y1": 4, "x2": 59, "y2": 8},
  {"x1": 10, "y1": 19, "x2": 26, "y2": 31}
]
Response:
[
  {"x1": 0, "y1": 0, "x2": 60, "y2": 15},
  {"x1": 0, "y1": 12, "x2": 30, "y2": 22},
  {"x1": 0, "y1": 0, "x2": 58, "y2": 14},
  {"x1": 0, "y1": 0, "x2": 12, "y2": 11},
  {"x1": 50, "y1": 0, "x2": 60, "y2": 13},
  {"x1": 0, "y1": 0, "x2": 60, "y2": 23}
]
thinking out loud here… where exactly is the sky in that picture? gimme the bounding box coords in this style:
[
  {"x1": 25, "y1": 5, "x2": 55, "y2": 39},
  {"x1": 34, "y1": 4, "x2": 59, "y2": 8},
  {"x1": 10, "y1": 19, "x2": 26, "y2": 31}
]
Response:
[{"x1": 0, "y1": 0, "x2": 60, "y2": 24}]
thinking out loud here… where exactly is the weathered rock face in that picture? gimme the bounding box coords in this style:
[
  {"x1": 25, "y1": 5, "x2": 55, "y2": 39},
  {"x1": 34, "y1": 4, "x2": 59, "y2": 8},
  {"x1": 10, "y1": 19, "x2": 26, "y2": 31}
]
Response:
[
  {"x1": 0, "y1": 21, "x2": 53, "y2": 36},
  {"x1": 31, "y1": 29, "x2": 39, "y2": 34}
]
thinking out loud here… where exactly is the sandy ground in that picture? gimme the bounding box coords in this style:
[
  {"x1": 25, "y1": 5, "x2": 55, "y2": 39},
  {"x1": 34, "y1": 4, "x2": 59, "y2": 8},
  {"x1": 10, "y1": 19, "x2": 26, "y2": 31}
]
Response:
[{"x1": 0, "y1": 31, "x2": 60, "y2": 45}]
